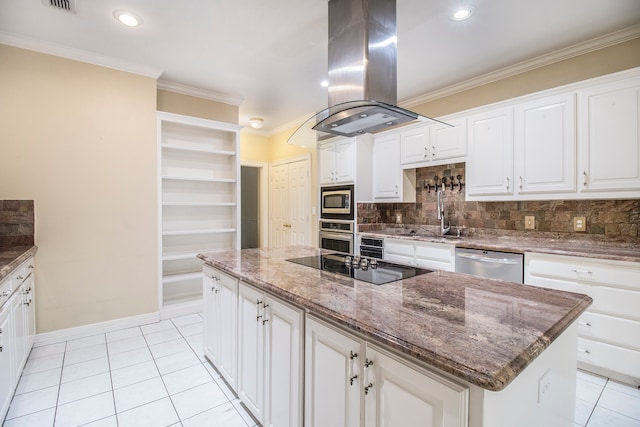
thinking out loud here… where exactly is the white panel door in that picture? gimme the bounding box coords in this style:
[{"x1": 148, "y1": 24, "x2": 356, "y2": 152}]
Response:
[
  {"x1": 466, "y1": 107, "x2": 514, "y2": 196},
  {"x1": 11, "y1": 289, "x2": 26, "y2": 375},
  {"x1": 432, "y1": 118, "x2": 467, "y2": 161},
  {"x1": 0, "y1": 304, "x2": 14, "y2": 422},
  {"x1": 364, "y1": 345, "x2": 468, "y2": 427},
  {"x1": 216, "y1": 270, "x2": 238, "y2": 390},
  {"x1": 401, "y1": 125, "x2": 430, "y2": 165},
  {"x1": 238, "y1": 282, "x2": 265, "y2": 421},
  {"x1": 305, "y1": 317, "x2": 363, "y2": 427},
  {"x1": 373, "y1": 134, "x2": 402, "y2": 199},
  {"x1": 288, "y1": 160, "x2": 309, "y2": 246},
  {"x1": 579, "y1": 78, "x2": 640, "y2": 192},
  {"x1": 515, "y1": 93, "x2": 576, "y2": 195},
  {"x1": 269, "y1": 163, "x2": 290, "y2": 248},
  {"x1": 264, "y1": 296, "x2": 303, "y2": 427},
  {"x1": 202, "y1": 268, "x2": 217, "y2": 362},
  {"x1": 334, "y1": 139, "x2": 356, "y2": 183},
  {"x1": 318, "y1": 143, "x2": 336, "y2": 185}
]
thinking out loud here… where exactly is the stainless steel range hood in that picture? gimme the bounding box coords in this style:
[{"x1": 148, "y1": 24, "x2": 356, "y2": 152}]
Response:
[{"x1": 288, "y1": 0, "x2": 448, "y2": 146}]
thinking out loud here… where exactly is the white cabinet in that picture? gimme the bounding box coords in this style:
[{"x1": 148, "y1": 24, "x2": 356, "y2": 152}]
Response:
[
  {"x1": 0, "y1": 299, "x2": 13, "y2": 422},
  {"x1": 431, "y1": 118, "x2": 467, "y2": 161},
  {"x1": 514, "y1": 93, "x2": 576, "y2": 195},
  {"x1": 401, "y1": 125, "x2": 431, "y2": 165},
  {"x1": 466, "y1": 107, "x2": 514, "y2": 197},
  {"x1": 525, "y1": 253, "x2": 640, "y2": 385},
  {"x1": 319, "y1": 138, "x2": 356, "y2": 185},
  {"x1": 384, "y1": 238, "x2": 455, "y2": 272},
  {"x1": 578, "y1": 76, "x2": 640, "y2": 193},
  {"x1": 159, "y1": 111, "x2": 241, "y2": 315},
  {"x1": 238, "y1": 282, "x2": 303, "y2": 427},
  {"x1": 203, "y1": 265, "x2": 238, "y2": 390},
  {"x1": 305, "y1": 316, "x2": 468, "y2": 427},
  {"x1": 373, "y1": 134, "x2": 416, "y2": 202}
]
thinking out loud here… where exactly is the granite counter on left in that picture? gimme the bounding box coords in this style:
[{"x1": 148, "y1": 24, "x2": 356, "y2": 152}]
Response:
[{"x1": 0, "y1": 246, "x2": 37, "y2": 282}]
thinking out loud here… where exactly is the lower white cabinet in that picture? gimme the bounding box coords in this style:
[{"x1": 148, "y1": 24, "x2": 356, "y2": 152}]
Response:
[
  {"x1": 203, "y1": 265, "x2": 238, "y2": 390},
  {"x1": 238, "y1": 281, "x2": 303, "y2": 427},
  {"x1": 305, "y1": 316, "x2": 468, "y2": 427},
  {"x1": 384, "y1": 238, "x2": 455, "y2": 272},
  {"x1": 0, "y1": 302, "x2": 13, "y2": 421},
  {"x1": 524, "y1": 252, "x2": 640, "y2": 385}
]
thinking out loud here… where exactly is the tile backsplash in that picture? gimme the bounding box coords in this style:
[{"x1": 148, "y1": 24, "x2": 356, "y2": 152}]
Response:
[
  {"x1": 358, "y1": 163, "x2": 639, "y2": 243},
  {"x1": 0, "y1": 200, "x2": 35, "y2": 246}
]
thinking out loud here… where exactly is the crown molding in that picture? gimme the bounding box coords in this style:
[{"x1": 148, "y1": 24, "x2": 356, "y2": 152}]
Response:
[
  {"x1": 401, "y1": 24, "x2": 640, "y2": 108},
  {"x1": 157, "y1": 79, "x2": 244, "y2": 106},
  {"x1": 0, "y1": 31, "x2": 163, "y2": 79}
]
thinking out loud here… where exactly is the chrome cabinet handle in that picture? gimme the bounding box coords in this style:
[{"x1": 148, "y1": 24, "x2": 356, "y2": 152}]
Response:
[
  {"x1": 1, "y1": 290, "x2": 10, "y2": 297},
  {"x1": 583, "y1": 171, "x2": 588, "y2": 187},
  {"x1": 579, "y1": 321, "x2": 592, "y2": 327},
  {"x1": 506, "y1": 176, "x2": 510, "y2": 191},
  {"x1": 16, "y1": 275, "x2": 24, "y2": 280},
  {"x1": 519, "y1": 176, "x2": 523, "y2": 190},
  {"x1": 28, "y1": 265, "x2": 35, "y2": 269},
  {"x1": 431, "y1": 146, "x2": 435, "y2": 157},
  {"x1": 572, "y1": 269, "x2": 593, "y2": 275},
  {"x1": 578, "y1": 348, "x2": 591, "y2": 354}
]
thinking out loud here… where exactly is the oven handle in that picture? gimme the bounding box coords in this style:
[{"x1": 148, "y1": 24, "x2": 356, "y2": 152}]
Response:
[{"x1": 319, "y1": 231, "x2": 354, "y2": 242}]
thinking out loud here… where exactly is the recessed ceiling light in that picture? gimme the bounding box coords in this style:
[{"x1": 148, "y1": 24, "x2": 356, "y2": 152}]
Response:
[
  {"x1": 452, "y1": 7, "x2": 473, "y2": 21},
  {"x1": 113, "y1": 10, "x2": 143, "y2": 27}
]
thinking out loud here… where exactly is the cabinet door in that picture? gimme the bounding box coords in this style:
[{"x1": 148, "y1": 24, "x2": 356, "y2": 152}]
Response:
[
  {"x1": 373, "y1": 135, "x2": 402, "y2": 200},
  {"x1": 414, "y1": 242, "x2": 455, "y2": 272},
  {"x1": 238, "y1": 283, "x2": 265, "y2": 421},
  {"x1": 202, "y1": 268, "x2": 217, "y2": 363},
  {"x1": 22, "y1": 273, "x2": 36, "y2": 354},
  {"x1": 305, "y1": 317, "x2": 363, "y2": 427},
  {"x1": 217, "y1": 270, "x2": 238, "y2": 390},
  {"x1": 401, "y1": 126, "x2": 430, "y2": 165},
  {"x1": 383, "y1": 239, "x2": 414, "y2": 266},
  {"x1": 0, "y1": 304, "x2": 14, "y2": 422},
  {"x1": 364, "y1": 345, "x2": 468, "y2": 427},
  {"x1": 579, "y1": 78, "x2": 640, "y2": 192},
  {"x1": 11, "y1": 288, "x2": 26, "y2": 375},
  {"x1": 264, "y1": 296, "x2": 303, "y2": 427},
  {"x1": 335, "y1": 139, "x2": 356, "y2": 183},
  {"x1": 515, "y1": 94, "x2": 576, "y2": 195},
  {"x1": 432, "y1": 118, "x2": 467, "y2": 161},
  {"x1": 318, "y1": 143, "x2": 336, "y2": 185},
  {"x1": 466, "y1": 108, "x2": 514, "y2": 196}
]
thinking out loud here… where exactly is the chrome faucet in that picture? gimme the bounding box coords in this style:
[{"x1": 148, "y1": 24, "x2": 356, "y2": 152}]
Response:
[{"x1": 437, "y1": 190, "x2": 450, "y2": 236}]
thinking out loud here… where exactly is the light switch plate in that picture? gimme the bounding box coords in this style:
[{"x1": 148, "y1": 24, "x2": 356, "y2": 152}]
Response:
[
  {"x1": 573, "y1": 216, "x2": 586, "y2": 232},
  {"x1": 525, "y1": 216, "x2": 535, "y2": 230}
]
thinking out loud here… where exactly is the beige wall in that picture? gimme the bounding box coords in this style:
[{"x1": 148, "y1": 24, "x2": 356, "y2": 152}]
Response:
[
  {"x1": 240, "y1": 132, "x2": 271, "y2": 163},
  {"x1": 157, "y1": 89, "x2": 238, "y2": 124},
  {"x1": 0, "y1": 45, "x2": 158, "y2": 333}
]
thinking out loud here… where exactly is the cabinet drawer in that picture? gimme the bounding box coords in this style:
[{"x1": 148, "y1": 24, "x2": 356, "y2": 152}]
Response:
[
  {"x1": 577, "y1": 337, "x2": 640, "y2": 379},
  {"x1": 526, "y1": 254, "x2": 640, "y2": 291},
  {"x1": 384, "y1": 239, "x2": 415, "y2": 266},
  {"x1": 415, "y1": 242, "x2": 455, "y2": 271},
  {"x1": 579, "y1": 312, "x2": 640, "y2": 350}
]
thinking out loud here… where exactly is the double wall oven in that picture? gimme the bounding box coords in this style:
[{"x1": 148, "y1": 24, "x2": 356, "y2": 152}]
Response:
[{"x1": 319, "y1": 185, "x2": 355, "y2": 254}]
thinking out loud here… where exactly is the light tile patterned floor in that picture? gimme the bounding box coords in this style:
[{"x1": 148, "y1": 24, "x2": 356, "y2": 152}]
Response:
[
  {"x1": 2, "y1": 314, "x2": 258, "y2": 427},
  {"x1": 3, "y1": 314, "x2": 639, "y2": 426}
]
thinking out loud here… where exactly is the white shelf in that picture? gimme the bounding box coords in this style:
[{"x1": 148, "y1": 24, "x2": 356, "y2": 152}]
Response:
[
  {"x1": 162, "y1": 271, "x2": 202, "y2": 284},
  {"x1": 163, "y1": 250, "x2": 218, "y2": 261},
  {"x1": 162, "y1": 228, "x2": 236, "y2": 236},
  {"x1": 161, "y1": 144, "x2": 236, "y2": 156},
  {"x1": 162, "y1": 176, "x2": 236, "y2": 183},
  {"x1": 162, "y1": 202, "x2": 236, "y2": 207}
]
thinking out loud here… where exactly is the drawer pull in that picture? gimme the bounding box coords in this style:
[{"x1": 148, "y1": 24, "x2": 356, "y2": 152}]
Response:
[
  {"x1": 578, "y1": 348, "x2": 591, "y2": 354},
  {"x1": 579, "y1": 322, "x2": 592, "y2": 327},
  {"x1": 572, "y1": 269, "x2": 593, "y2": 275}
]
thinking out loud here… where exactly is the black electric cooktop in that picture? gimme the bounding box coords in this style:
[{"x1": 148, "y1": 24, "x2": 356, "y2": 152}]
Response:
[{"x1": 286, "y1": 253, "x2": 432, "y2": 285}]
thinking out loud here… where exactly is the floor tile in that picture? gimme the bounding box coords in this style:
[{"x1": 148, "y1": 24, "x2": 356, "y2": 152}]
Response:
[
  {"x1": 111, "y1": 360, "x2": 159, "y2": 389},
  {"x1": 5, "y1": 386, "x2": 59, "y2": 420},
  {"x1": 185, "y1": 334, "x2": 205, "y2": 361},
  {"x1": 231, "y1": 398, "x2": 259, "y2": 427},
  {"x1": 65, "y1": 334, "x2": 105, "y2": 351},
  {"x1": 170, "y1": 381, "x2": 228, "y2": 420},
  {"x1": 82, "y1": 415, "x2": 119, "y2": 426},
  {"x1": 576, "y1": 376, "x2": 605, "y2": 404},
  {"x1": 141, "y1": 320, "x2": 176, "y2": 335},
  {"x1": 15, "y1": 367, "x2": 62, "y2": 395},
  {"x1": 577, "y1": 369, "x2": 608, "y2": 387},
  {"x1": 63, "y1": 343, "x2": 107, "y2": 366},
  {"x1": 54, "y1": 391, "x2": 115, "y2": 427},
  {"x1": 597, "y1": 387, "x2": 640, "y2": 421},
  {"x1": 214, "y1": 376, "x2": 237, "y2": 401},
  {"x1": 177, "y1": 322, "x2": 203, "y2": 337},
  {"x1": 58, "y1": 372, "x2": 112, "y2": 405},
  {"x1": 108, "y1": 346, "x2": 153, "y2": 371},
  {"x1": 144, "y1": 328, "x2": 182, "y2": 346},
  {"x1": 587, "y1": 406, "x2": 640, "y2": 427},
  {"x1": 149, "y1": 338, "x2": 191, "y2": 359},
  {"x1": 117, "y1": 397, "x2": 179, "y2": 427},
  {"x1": 162, "y1": 364, "x2": 213, "y2": 395},
  {"x1": 2, "y1": 407, "x2": 56, "y2": 427},
  {"x1": 606, "y1": 380, "x2": 640, "y2": 399},
  {"x1": 106, "y1": 326, "x2": 143, "y2": 343},
  {"x1": 171, "y1": 314, "x2": 203, "y2": 327},
  {"x1": 106, "y1": 335, "x2": 148, "y2": 355},
  {"x1": 28, "y1": 342, "x2": 66, "y2": 359},
  {"x1": 575, "y1": 398, "x2": 594, "y2": 426},
  {"x1": 182, "y1": 401, "x2": 249, "y2": 427},
  {"x1": 61, "y1": 357, "x2": 109, "y2": 383},
  {"x1": 113, "y1": 377, "x2": 168, "y2": 413},
  {"x1": 22, "y1": 352, "x2": 64, "y2": 375},
  {"x1": 203, "y1": 361, "x2": 221, "y2": 380},
  {"x1": 155, "y1": 349, "x2": 201, "y2": 376}
]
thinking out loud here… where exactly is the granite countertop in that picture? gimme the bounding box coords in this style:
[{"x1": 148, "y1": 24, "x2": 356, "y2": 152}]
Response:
[
  {"x1": 360, "y1": 229, "x2": 640, "y2": 263},
  {"x1": 198, "y1": 246, "x2": 592, "y2": 391},
  {"x1": 0, "y1": 246, "x2": 37, "y2": 282}
]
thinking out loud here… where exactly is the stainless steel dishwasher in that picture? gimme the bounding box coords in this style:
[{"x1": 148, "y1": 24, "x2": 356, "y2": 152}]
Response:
[{"x1": 455, "y1": 248, "x2": 524, "y2": 284}]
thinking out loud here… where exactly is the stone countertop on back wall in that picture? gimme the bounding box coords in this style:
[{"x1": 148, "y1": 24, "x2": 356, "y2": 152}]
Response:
[{"x1": 358, "y1": 225, "x2": 640, "y2": 263}]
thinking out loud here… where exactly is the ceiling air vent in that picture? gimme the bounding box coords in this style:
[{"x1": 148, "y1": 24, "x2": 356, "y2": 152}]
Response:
[{"x1": 42, "y1": 0, "x2": 77, "y2": 13}]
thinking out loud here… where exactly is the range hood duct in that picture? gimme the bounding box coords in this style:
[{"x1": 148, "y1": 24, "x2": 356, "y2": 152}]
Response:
[{"x1": 288, "y1": 0, "x2": 448, "y2": 146}]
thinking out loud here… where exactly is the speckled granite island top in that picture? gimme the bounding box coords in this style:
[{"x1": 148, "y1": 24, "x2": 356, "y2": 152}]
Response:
[
  {"x1": 198, "y1": 246, "x2": 592, "y2": 391},
  {"x1": 0, "y1": 246, "x2": 37, "y2": 282}
]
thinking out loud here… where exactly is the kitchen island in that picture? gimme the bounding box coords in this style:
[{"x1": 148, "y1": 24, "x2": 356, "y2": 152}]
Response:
[{"x1": 199, "y1": 246, "x2": 593, "y2": 427}]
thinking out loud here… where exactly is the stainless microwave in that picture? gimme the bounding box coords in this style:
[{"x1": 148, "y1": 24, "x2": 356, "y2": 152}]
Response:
[{"x1": 321, "y1": 185, "x2": 354, "y2": 219}]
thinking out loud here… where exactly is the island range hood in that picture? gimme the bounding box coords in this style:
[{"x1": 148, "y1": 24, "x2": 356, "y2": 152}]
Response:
[{"x1": 288, "y1": 0, "x2": 448, "y2": 146}]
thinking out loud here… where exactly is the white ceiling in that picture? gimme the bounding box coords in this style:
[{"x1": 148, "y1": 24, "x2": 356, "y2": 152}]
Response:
[{"x1": 1, "y1": 0, "x2": 639, "y2": 134}]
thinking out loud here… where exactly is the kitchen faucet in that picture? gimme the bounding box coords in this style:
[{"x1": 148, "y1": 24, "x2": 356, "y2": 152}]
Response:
[{"x1": 437, "y1": 190, "x2": 450, "y2": 236}]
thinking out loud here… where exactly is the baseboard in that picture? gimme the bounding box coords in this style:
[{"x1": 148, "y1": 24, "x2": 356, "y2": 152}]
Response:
[
  {"x1": 34, "y1": 311, "x2": 160, "y2": 347},
  {"x1": 160, "y1": 298, "x2": 203, "y2": 320}
]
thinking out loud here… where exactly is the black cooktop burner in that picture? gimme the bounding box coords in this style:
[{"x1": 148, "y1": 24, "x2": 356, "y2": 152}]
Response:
[{"x1": 286, "y1": 253, "x2": 432, "y2": 285}]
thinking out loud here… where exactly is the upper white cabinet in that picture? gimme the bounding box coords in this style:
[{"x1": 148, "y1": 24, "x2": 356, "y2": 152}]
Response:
[
  {"x1": 373, "y1": 134, "x2": 416, "y2": 202},
  {"x1": 319, "y1": 138, "x2": 356, "y2": 185},
  {"x1": 158, "y1": 112, "x2": 241, "y2": 315},
  {"x1": 578, "y1": 77, "x2": 640, "y2": 193},
  {"x1": 514, "y1": 93, "x2": 576, "y2": 195},
  {"x1": 400, "y1": 119, "x2": 467, "y2": 168},
  {"x1": 466, "y1": 107, "x2": 514, "y2": 197},
  {"x1": 401, "y1": 124, "x2": 431, "y2": 164}
]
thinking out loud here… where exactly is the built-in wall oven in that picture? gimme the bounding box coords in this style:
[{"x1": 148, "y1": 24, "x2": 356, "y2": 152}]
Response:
[
  {"x1": 319, "y1": 221, "x2": 354, "y2": 254},
  {"x1": 321, "y1": 185, "x2": 354, "y2": 220}
]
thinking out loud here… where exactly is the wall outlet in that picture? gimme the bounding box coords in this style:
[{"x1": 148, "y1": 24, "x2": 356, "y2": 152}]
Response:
[
  {"x1": 538, "y1": 369, "x2": 552, "y2": 404},
  {"x1": 573, "y1": 216, "x2": 586, "y2": 232},
  {"x1": 524, "y1": 216, "x2": 535, "y2": 230},
  {"x1": 395, "y1": 212, "x2": 402, "y2": 224}
]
